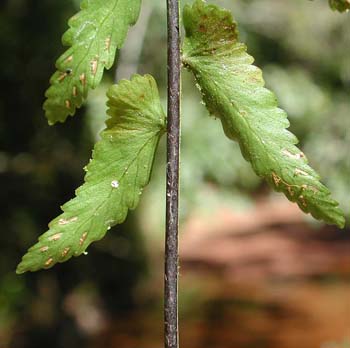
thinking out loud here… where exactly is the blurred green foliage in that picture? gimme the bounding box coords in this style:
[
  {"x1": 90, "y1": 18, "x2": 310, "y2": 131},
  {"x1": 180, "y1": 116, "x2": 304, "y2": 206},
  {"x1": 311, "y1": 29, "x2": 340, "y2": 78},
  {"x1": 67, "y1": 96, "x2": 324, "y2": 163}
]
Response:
[
  {"x1": 328, "y1": 0, "x2": 350, "y2": 12},
  {"x1": 0, "y1": 0, "x2": 349, "y2": 346}
]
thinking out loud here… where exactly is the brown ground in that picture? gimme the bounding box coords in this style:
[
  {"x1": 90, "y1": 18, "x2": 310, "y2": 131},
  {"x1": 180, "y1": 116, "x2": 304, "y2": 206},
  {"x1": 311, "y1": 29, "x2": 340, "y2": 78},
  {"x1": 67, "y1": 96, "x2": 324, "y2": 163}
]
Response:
[{"x1": 86, "y1": 198, "x2": 350, "y2": 348}]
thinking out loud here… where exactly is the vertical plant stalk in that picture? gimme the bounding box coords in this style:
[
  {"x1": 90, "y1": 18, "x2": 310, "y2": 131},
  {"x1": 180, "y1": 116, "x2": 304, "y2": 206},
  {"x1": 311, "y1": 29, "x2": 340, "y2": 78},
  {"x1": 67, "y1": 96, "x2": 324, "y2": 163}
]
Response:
[{"x1": 165, "y1": 0, "x2": 180, "y2": 347}]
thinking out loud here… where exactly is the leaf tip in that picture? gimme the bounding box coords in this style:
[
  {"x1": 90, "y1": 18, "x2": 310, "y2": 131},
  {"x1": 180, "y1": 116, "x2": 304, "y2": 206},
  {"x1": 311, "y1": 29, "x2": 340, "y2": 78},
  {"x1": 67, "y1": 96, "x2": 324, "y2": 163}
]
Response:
[
  {"x1": 16, "y1": 262, "x2": 27, "y2": 275},
  {"x1": 335, "y1": 215, "x2": 346, "y2": 229}
]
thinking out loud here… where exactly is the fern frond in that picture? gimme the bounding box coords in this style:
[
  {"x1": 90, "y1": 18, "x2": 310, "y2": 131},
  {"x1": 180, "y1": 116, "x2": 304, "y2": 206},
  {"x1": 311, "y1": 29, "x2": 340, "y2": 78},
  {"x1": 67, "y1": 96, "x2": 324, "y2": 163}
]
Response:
[{"x1": 183, "y1": 0, "x2": 345, "y2": 228}]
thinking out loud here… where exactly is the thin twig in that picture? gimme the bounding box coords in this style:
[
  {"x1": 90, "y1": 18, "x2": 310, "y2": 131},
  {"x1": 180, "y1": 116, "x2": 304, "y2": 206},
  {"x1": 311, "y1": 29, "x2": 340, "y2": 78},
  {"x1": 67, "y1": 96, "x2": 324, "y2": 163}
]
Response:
[{"x1": 165, "y1": 0, "x2": 180, "y2": 347}]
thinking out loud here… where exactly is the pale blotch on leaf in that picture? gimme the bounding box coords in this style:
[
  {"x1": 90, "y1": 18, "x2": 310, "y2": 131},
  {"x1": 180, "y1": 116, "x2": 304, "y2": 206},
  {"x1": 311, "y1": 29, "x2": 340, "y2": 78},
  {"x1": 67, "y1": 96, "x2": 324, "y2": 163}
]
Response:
[
  {"x1": 111, "y1": 180, "x2": 119, "y2": 188},
  {"x1": 90, "y1": 57, "x2": 99, "y2": 75},
  {"x1": 79, "y1": 232, "x2": 88, "y2": 246},
  {"x1": 58, "y1": 217, "x2": 78, "y2": 225},
  {"x1": 45, "y1": 258, "x2": 54, "y2": 267},
  {"x1": 49, "y1": 233, "x2": 62, "y2": 241},
  {"x1": 62, "y1": 247, "x2": 70, "y2": 257}
]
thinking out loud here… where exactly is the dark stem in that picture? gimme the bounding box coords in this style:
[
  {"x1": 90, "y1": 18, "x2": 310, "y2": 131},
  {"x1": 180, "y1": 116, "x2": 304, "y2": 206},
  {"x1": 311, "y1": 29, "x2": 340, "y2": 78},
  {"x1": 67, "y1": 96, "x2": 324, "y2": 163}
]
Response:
[{"x1": 165, "y1": 0, "x2": 180, "y2": 347}]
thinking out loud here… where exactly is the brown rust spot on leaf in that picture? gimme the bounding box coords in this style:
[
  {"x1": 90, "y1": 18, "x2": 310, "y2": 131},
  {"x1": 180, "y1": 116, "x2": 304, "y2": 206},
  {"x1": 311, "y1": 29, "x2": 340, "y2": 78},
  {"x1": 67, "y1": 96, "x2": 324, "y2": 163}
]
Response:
[
  {"x1": 294, "y1": 168, "x2": 309, "y2": 177},
  {"x1": 62, "y1": 247, "x2": 70, "y2": 257},
  {"x1": 104, "y1": 37, "x2": 111, "y2": 51},
  {"x1": 271, "y1": 172, "x2": 281, "y2": 187},
  {"x1": 90, "y1": 57, "x2": 98, "y2": 75},
  {"x1": 65, "y1": 55, "x2": 73, "y2": 63},
  {"x1": 59, "y1": 217, "x2": 78, "y2": 225},
  {"x1": 287, "y1": 186, "x2": 294, "y2": 197},
  {"x1": 79, "y1": 232, "x2": 88, "y2": 246},
  {"x1": 49, "y1": 233, "x2": 62, "y2": 242},
  {"x1": 199, "y1": 24, "x2": 207, "y2": 33},
  {"x1": 79, "y1": 73, "x2": 86, "y2": 86},
  {"x1": 45, "y1": 258, "x2": 53, "y2": 267},
  {"x1": 299, "y1": 195, "x2": 307, "y2": 207}
]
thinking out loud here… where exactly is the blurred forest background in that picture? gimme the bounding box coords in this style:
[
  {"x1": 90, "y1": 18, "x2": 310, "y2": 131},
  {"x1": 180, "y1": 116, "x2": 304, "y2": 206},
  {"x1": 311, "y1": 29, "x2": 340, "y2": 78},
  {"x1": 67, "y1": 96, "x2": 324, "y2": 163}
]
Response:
[{"x1": 0, "y1": 0, "x2": 349, "y2": 347}]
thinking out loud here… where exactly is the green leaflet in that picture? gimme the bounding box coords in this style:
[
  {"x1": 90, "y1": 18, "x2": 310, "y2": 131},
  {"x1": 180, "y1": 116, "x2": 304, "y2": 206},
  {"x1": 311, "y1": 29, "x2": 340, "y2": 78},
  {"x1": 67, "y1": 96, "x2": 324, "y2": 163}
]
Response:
[
  {"x1": 44, "y1": 0, "x2": 141, "y2": 125},
  {"x1": 182, "y1": 0, "x2": 345, "y2": 228},
  {"x1": 17, "y1": 75, "x2": 166, "y2": 273},
  {"x1": 328, "y1": 0, "x2": 350, "y2": 12}
]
